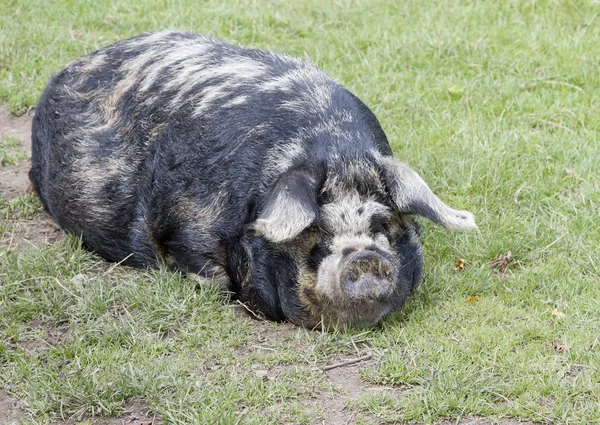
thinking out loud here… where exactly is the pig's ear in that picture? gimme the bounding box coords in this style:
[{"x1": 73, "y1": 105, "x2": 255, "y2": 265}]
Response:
[
  {"x1": 380, "y1": 156, "x2": 477, "y2": 230},
  {"x1": 248, "y1": 167, "x2": 322, "y2": 242}
]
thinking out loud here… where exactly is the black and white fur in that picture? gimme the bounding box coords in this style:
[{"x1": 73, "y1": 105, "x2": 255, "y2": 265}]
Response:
[{"x1": 30, "y1": 31, "x2": 476, "y2": 328}]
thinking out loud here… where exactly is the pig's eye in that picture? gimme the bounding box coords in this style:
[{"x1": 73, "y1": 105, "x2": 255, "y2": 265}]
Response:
[
  {"x1": 307, "y1": 242, "x2": 332, "y2": 272},
  {"x1": 370, "y1": 215, "x2": 390, "y2": 234},
  {"x1": 318, "y1": 190, "x2": 334, "y2": 204}
]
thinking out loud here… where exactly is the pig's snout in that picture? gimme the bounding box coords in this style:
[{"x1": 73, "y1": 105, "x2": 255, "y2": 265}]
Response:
[{"x1": 340, "y1": 250, "x2": 395, "y2": 300}]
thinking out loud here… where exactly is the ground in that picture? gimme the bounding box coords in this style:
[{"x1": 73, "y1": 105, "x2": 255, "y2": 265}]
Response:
[
  {"x1": 0, "y1": 107, "x2": 539, "y2": 425},
  {"x1": 1, "y1": 1, "x2": 599, "y2": 424},
  {"x1": 0, "y1": 109, "x2": 397, "y2": 425},
  {"x1": 0, "y1": 109, "x2": 34, "y2": 199}
]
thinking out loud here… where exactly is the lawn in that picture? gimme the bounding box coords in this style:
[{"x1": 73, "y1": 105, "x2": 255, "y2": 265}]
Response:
[{"x1": 1, "y1": 0, "x2": 599, "y2": 424}]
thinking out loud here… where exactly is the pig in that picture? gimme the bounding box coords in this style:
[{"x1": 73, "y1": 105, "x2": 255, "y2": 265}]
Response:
[{"x1": 30, "y1": 31, "x2": 476, "y2": 329}]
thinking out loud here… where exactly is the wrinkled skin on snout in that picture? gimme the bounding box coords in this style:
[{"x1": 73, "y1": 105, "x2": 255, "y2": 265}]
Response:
[{"x1": 30, "y1": 31, "x2": 477, "y2": 330}]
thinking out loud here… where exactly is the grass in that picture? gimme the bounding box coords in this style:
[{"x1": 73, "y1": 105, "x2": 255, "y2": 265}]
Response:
[
  {"x1": 0, "y1": 235, "x2": 332, "y2": 424},
  {"x1": 0, "y1": 194, "x2": 43, "y2": 220},
  {"x1": 0, "y1": 136, "x2": 28, "y2": 166},
  {"x1": 1, "y1": 0, "x2": 599, "y2": 424}
]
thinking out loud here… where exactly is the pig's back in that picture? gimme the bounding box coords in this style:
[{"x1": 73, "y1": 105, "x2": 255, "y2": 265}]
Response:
[{"x1": 30, "y1": 31, "x2": 388, "y2": 267}]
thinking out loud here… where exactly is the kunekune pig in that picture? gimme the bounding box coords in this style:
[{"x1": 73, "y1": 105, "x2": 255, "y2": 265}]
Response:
[{"x1": 30, "y1": 31, "x2": 476, "y2": 329}]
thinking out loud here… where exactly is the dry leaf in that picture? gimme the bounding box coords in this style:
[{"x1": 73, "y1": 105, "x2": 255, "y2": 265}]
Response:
[
  {"x1": 71, "y1": 29, "x2": 83, "y2": 37},
  {"x1": 465, "y1": 296, "x2": 481, "y2": 302},
  {"x1": 551, "y1": 309, "x2": 565, "y2": 319},
  {"x1": 491, "y1": 250, "x2": 512, "y2": 276},
  {"x1": 456, "y1": 258, "x2": 466, "y2": 271}
]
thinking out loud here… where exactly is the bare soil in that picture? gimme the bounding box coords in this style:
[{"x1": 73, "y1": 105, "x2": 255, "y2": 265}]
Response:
[
  {"x1": 0, "y1": 108, "x2": 536, "y2": 425},
  {"x1": 1, "y1": 216, "x2": 63, "y2": 250},
  {"x1": 0, "y1": 108, "x2": 32, "y2": 155},
  {"x1": 319, "y1": 364, "x2": 381, "y2": 425},
  {"x1": 0, "y1": 107, "x2": 64, "y2": 250},
  {"x1": 49, "y1": 399, "x2": 160, "y2": 425},
  {"x1": 0, "y1": 108, "x2": 33, "y2": 199},
  {"x1": 0, "y1": 390, "x2": 25, "y2": 425},
  {"x1": 0, "y1": 163, "x2": 32, "y2": 199}
]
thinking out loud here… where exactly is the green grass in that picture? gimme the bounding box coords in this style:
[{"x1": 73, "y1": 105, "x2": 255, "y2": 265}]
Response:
[
  {"x1": 0, "y1": 136, "x2": 28, "y2": 166},
  {"x1": 1, "y1": 0, "x2": 599, "y2": 424},
  {"x1": 0, "y1": 194, "x2": 44, "y2": 220},
  {"x1": 0, "y1": 237, "x2": 335, "y2": 424}
]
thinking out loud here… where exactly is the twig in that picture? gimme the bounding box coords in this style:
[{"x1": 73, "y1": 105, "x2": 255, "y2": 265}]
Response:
[
  {"x1": 250, "y1": 345, "x2": 276, "y2": 352},
  {"x1": 345, "y1": 412, "x2": 356, "y2": 425},
  {"x1": 542, "y1": 80, "x2": 583, "y2": 92},
  {"x1": 102, "y1": 252, "x2": 134, "y2": 276},
  {"x1": 490, "y1": 251, "x2": 512, "y2": 276},
  {"x1": 236, "y1": 300, "x2": 265, "y2": 320},
  {"x1": 464, "y1": 419, "x2": 485, "y2": 425},
  {"x1": 531, "y1": 118, "x2": 574, "y2": 133},
  {"x1": 322, "y1": 354, "x2": 372, "y2": 371}
]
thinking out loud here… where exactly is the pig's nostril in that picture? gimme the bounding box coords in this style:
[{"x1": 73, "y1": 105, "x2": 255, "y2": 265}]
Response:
[
  {"x1": 342, "y1": 247, "x2": 357, "y2": 257},
  {"x1": 343, "y1": 273, "x2": 393, "y2": 299},
  {"x1": 341, "y1": 252, "x2": 395, "y2": 300}
]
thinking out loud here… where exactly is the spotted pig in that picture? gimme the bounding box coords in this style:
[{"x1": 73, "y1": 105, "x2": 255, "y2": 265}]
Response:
[{"x1": 30, "y1": 31, "x2": 476, "y2": 328}]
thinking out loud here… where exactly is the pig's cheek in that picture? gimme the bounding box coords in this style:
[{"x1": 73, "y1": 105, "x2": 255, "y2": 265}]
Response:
[
  {"x1": 374, "y1": 233, "x2": 392, "y2": 250},
  {"x1": 315, "y1": 254, "x2": 343, "y2": 300}
]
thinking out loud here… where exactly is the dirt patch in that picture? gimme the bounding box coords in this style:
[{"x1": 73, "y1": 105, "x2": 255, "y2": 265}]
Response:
[
  {"x1": 0, "y1": 107, "x2": 540, "y2": 425},
  {"x1": 0, "y1": 108, "x2": 33, "y2": 155},
  {"x1": 50, "y1": 399, "x2": 160, "y2": 425},
  {"x1": 232, "y1": 304, "x2": 307, "y2": 356},
  {"x1": 0, "y1": 108, "x2": 33, "y2": 199},
  {"x1": 0, "y1": 162, "x2": 32, "y2": 199},
  {"x1": 318, "y1": 363, "x2": 382, "y2": 425},
  {"x1": 0, "y1": 390, "x2": 25, "y2": 425},
  {"x1": 232, "y1": 308, "x2": 383, "y2": 424},
  {"x1": 1, "y1": 216, "x2": 63, "y2": 251},
  {"x1": 0, "y1": 107, "x2": 64, "y2": 249},
  {"x1": 13, "y1": 320, "x2": 72, "y2": 352}
]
